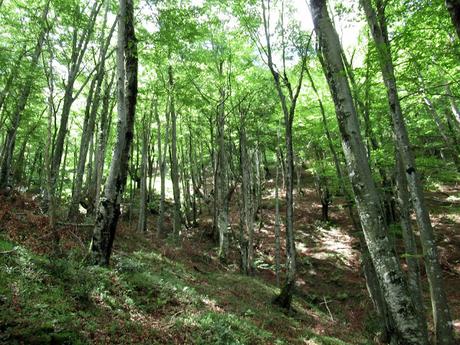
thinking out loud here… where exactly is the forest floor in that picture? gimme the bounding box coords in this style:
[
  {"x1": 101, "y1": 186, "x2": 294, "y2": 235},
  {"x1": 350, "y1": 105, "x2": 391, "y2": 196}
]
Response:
[{"x1": 0, "y1": 178, "x2": 459, "y2": 344}]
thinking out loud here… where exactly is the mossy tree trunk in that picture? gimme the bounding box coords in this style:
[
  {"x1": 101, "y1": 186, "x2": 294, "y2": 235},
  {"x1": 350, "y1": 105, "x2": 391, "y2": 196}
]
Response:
[
  {"x1": 310, "y1": 0, "x2": 427, "y2": 343},
  {"x1": 90, "y1": 0, "x2": 138, "y2": 266},
  {"x1": 361, "y1": 1, "x2": 455, "y2": 343}
]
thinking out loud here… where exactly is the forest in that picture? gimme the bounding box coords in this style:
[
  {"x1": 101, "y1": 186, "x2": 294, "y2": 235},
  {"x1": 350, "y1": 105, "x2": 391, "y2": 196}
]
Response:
[{"x1": 0, "y1": 0, "x2": 459, "y2": 344}]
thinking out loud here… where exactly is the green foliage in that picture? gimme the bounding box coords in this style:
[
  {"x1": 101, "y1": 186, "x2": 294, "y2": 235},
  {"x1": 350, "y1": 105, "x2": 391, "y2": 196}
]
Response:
[
  {"x1": 187, "y1": 311, "x2": 272, "y2": 345},
  {"x1": 0, "y1": 235, "x2": 283, "y2": 344}
]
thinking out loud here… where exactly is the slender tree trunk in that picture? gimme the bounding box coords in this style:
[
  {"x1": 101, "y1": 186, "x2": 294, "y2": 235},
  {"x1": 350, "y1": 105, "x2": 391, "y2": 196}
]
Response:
[
  {"x1": 422, "y1": 95, "x2": 460, "y2": 170},
  {"x1": 85, "y1": 132, "x2": 95, "y2": 198},
  {"x1": 181, "y1": 146, "x2": 192, "y2": 228},
  {"x1": 59, "y1": 138, "x2": 70, "y2": 199},
  {"x1": 315, "y1": 57, "x2": 396, "y2": 340},
  {"x1": 274, "y1": 150, "x2": 281, "y2": 287},
  {"x1": 45, "y1": 53, "x2": 58, "y2": 252},
  {"x1": 94, "y1": 74, "x2": 115, "y2": 213},
  {"x1": 395, "y1": 149, "x2": 427, "y2": 337},
  {"x1": 138, "y1": 112, "x2": 149, "y2": 232},
  {"x1": 90, "y1": 0, "x2": 138, "y2": 266},
  {"x1": 69, "y1": 13, "x2": 115, "y2": 220},
  {"x1": 313, "y1": 146, "x2": 330, "y2": 222},
  {"x1": 0, "y1": 47, "x2": 26, "y2": 115},
  {"x1": 27, "y1": 149, "x2": 40, "y2": 189},
  {"x1": 154, "y1": 100, "x2": 163, "y2": 234},
  {"x1": 155, "y1": 99, "x2": 169, "y2": 236},
  {"x1": 188, "y1": 125, "x2": 198, "y2": 227},
  {"x1": 240, "y1": 121, "x2": 254, "y2": 274},
  {"x1": 13, "y1": 128, "x2": 34, "y2": 184},
  {"x1": 168, "y1": 65, "x2": 182, "y2": 237},
  {"x1": 310, "y1": 1, "x2": 427, "y2": 343},
  {"x1": 50, "y1": 2, "x2": 101, "y2": 210},
  {"x1": 361, "y1": 1, "x2": 454, "y2": 343},
  {"x1": 341, "y1": 48, "x2": 396, "y2": 225},
  {"x1": 0, "y1": 1, "x2": 49, "y2": 190},
  {"x1": 260, "y1": 0, "x2": 306, "y2": 309},
  {"x1": 68, "y1": 76, "x2": 97, "y2": 218},
  {"x1": 445, "y1": 84, "x2": 460, "y2": 130},
  {"x1": 216, "y1": 67, "x2": 229, "y2": 260},
  {"x1": 446, "y1": 0, "x2": 460, "y2": 39}
]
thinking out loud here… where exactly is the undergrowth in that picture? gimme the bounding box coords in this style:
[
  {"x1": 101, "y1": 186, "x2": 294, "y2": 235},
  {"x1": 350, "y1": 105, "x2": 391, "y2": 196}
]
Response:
[{"x1": 0, "y1": 233, "x2": 362, "y2": 344}]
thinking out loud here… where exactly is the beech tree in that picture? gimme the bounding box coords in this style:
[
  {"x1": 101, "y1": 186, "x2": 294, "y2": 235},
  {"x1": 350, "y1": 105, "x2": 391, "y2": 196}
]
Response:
[
  {"x1": 1, "y1": 0, "x2": 459, "y2": 343},
  {"x1": 309, "y1": 0, "x2": 427, "y2": 343},
  {"x1": 90, "y1": 0, "x2": 138, "y2": 266},
  {"x1": 361, "y1": 0, "x2": 454, "y2": 343}
]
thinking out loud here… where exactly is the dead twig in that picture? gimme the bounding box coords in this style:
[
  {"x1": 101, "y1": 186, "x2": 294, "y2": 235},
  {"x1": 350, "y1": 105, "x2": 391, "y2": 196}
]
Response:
[
  {"x1": 57, "y1": 222, "x2": 95, "y2": 228},
  {"x1": 320, "y1": 296, "x2": 335, "y2": 322},
  {"x1": 0, "y1": 247, "x2": 17, "y2": 255}
]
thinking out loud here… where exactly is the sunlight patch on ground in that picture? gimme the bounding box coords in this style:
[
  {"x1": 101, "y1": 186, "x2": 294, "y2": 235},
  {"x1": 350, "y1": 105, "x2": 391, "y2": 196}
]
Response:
[
  {"x1": 309, "y1": 225, "x2": 357, "y2": 269},
  {"x1": 201, "y1": 297, "x2": 223, "y2": 312}
]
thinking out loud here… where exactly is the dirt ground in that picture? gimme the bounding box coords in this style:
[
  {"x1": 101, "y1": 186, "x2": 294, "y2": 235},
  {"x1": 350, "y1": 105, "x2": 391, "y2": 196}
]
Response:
[{"x1": 0, "y1": 177, "x2": 459, "y2": 342}]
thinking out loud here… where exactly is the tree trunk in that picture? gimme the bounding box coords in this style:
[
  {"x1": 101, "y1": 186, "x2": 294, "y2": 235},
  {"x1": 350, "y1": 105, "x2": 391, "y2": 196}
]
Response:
[
  {"x1": 395, "y1": 149, "x2": 427, "y2": 337},
  {"x1": 361, "y1": 1, "x2": 454, "y2": 343},
  {"x1": 445, "y1": 84, "x2": 460, "y2": 130},
  {"x1": 274, "y1": 150, "x2": 281, "y2": 287},
  {"x1": 68, "y1": 13, "x2": 115, "y2": 220},
  {"x1": 0, "y1": 47, "x2": 26, "y2": 115},
  {"x1": 188, "y1": 124, "x2": 198, "y2": 227},
  {"x1": 68, "y1": 76, "x2": 97, "y2": 219},
  {"x1": 168, "y1": 65, "x2": 182, "y2": 237},
  {"x1": 0, "y1": 1, "x2": 49, "y2": 190},
  {"x1": 50, "y1": 2, "x2": 101, "y2": 210},
  {"x1": 314, "y1": 56, "x2": 396, "y2": 340},
  {"x1": 94, "y1": 73, "x2": 115, "y2": 213},
  {"x1": 240, "y1": 121, "x2": 254, "y2": 274},
  {"x1": 261, "y1": 0, "x2": 305, "y2": 309},
  {"x1": 90, "y1": 0, "x2": 138, "y2": 266},
  {"x1": 422, "y1": 95, "x2": 460, "y2": 170},
  {"x1": 446, "y1": 0, "x2": 460, "y2": 39},
  {"x1": 216, "y1": 64, "x2": 229, "y2": 261},
  {"x1": 138, "y1": 110, "x2": 150, "y2": 232},
  {"x1": 155, "y1": 98, "x2": 169, "y2": 236},
  {"x1": 310, "y1": 1, "x2": 427, "y2": 343},
  {"x1": 214, "y1": 84, "x2": 229, "y2": 262},
  {"x1": 341, "y1": 47, "x2": 396, "y2": 225}
]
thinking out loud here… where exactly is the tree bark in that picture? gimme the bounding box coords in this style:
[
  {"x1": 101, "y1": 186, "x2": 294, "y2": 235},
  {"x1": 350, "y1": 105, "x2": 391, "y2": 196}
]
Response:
[
  {"x1": 94, "y1": 73, "x2": 115, "y2": 213},
  {"x1": 260, "y1": 0, "x2": 306, "y2": 309},
  {"x1": 49, "y1": 2, "x2": 101, "y2": 210},
  {"x1": 216, "y1": 79, "x2": 229, "y2": 260},
  {"x1": 155, "y1": 98, "x2": 169, "y2": 236},
  {"x1": 168, "y1": 65, "x2": 182, "y2": 237},
  {"x1": 422, "y1": 95, "x2": 460, "y2": 170},
  {"x1": 239, "y1": 119, "x2": 255, "y2": 274},
  {"x1": 446, "y1": 0, "x2": 460, "y2": 39},
  {"x1": 68, "y1": 12, "x2": 116, "y2": 220},
  {"x1": 445, "y1": 84, "x2": 460, "y2": 130},
  {"x1": 310, "y1": 1, "x2": 427, "y2": 343},
  {"x1": 274, "y1": 136, "x2": 282, "y2": 287},
  {"x1": 361, "y1": 1, "x2": 454, "y2": 343},
  {"x1": 395, "y1": 149, "x2": 427, "y2": 337},
  {"x1": 90, "y1": 0, "x2": 138, "y2": 266},
  {"x1": 138, "y1": 111, "x2": 150, "y2": 232},
  {"x1": 0, "y1": 47, "x2": 26, "y2": 115},
  {"x1": 0, "y1": 1, "x2": 49, "y2": 190}
]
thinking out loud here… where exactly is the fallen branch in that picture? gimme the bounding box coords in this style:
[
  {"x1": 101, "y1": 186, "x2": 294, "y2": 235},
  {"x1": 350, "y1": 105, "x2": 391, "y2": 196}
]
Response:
[
  {"x1": 321, "y1": 296, "x2": 335, "y2": 322},
  {"x1": 0, "y1": 247, "x2": 17, "y2": 255},
  {"x1": 57, "y1": 222, "x2": 95, "y2": 228}
]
